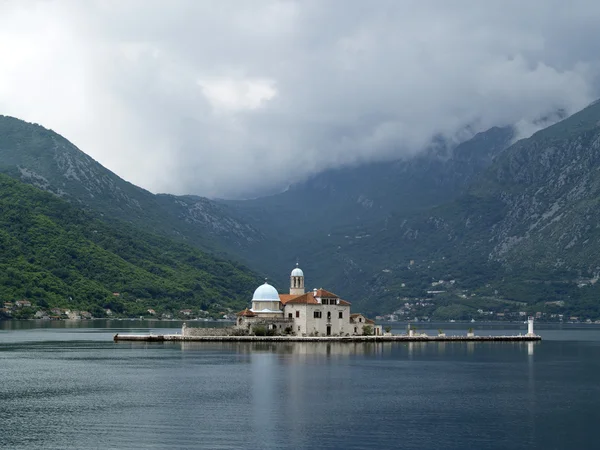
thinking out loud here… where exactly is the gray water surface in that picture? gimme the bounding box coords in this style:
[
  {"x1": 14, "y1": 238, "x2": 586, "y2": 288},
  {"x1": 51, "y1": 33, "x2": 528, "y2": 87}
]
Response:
[{"x1": 1, "y1": 321, "x2": 599, "y2": 449}]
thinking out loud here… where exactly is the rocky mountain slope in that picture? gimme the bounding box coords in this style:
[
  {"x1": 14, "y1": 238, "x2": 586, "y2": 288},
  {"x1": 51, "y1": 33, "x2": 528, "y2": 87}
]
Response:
[
  {"x1": 0, "y1": 115, "x2": 264, "y2": 257},
  {"x1": 318, "y1": 101, "x2": 600, "y2": 318}
]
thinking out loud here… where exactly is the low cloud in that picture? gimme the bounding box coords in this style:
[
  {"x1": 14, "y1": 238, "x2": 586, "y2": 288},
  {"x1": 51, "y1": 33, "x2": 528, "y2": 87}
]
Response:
[{"x1": 1, "y1": 0, "x2": 600, "y2": 198}]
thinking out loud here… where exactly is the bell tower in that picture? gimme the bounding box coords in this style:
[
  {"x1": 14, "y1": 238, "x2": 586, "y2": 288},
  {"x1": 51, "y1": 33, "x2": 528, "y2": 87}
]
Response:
[{"x1": 290, "y1": 262, "x2": 305, "y2": 296}]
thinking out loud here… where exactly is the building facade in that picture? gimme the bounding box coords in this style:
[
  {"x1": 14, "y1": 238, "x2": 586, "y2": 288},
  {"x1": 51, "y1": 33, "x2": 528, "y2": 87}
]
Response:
[{"x1": 237, "y1": 264, "x2": 380, "y2": 336}]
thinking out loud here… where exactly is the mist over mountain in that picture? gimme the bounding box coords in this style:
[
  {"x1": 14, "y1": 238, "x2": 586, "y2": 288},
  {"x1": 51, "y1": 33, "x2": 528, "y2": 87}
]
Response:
[
  {"x1": 222, "y1": 126, "x2": 514, "y2": 238},
  {"x1": 2, "y1": 1, "x2": 600, "y2": 198},
  {"x1": 294, "y1": 100, "x2": 600, "y2": 318},
  {"x1": 4, "y1": 99, "x2": 600, "y2": 320}
]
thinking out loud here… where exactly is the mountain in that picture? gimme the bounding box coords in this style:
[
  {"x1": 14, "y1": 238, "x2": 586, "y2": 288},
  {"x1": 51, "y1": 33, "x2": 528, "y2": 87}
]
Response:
[
  {"x1": 318, "y1": 100, "x2": 600, "y2": 318},
  {"x1": 222, "y1": 126, "x2": 514, "y2": 239},
  {"x1": 219, "y1": 125, "x2": 515, "y2": 294},
  {"x1": 7, "y1": 101, "x2": 600, "y2": 321},
  {"x1": 0, "y1": 115, "x2": 264, "y2": 259},
  {"x1": 0, "y1": 172, "x2": 258, "y2": 318}
]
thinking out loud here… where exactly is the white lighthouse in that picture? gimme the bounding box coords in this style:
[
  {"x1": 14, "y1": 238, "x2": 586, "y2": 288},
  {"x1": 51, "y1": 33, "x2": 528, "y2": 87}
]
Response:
[{"x1": 527, "y1": 317, "x2": 535, "y2": 336}]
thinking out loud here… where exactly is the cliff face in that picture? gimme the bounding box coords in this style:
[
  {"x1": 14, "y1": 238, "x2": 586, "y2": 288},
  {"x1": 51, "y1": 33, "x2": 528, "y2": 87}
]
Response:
[
  {"x1": 485, "y1": 125, "x2": 600, "y2": 270},
  {"x1": 419, "y1": 100, "x2": 600, "y2": 272}
]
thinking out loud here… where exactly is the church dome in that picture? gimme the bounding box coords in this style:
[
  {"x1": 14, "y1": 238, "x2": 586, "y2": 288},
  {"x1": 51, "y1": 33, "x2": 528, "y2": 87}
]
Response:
[
  {"x1": 252, "y1": 282, "x2": 280, "y2": 301},
  {"x1": 291, "y1": 267, "x2": 304, "y2": 277}
]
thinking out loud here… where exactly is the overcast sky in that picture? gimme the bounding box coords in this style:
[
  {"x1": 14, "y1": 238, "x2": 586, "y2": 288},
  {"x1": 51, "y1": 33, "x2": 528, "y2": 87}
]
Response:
[{"x1": 1, "y1": 0, "x2": 600, "y2": 198}]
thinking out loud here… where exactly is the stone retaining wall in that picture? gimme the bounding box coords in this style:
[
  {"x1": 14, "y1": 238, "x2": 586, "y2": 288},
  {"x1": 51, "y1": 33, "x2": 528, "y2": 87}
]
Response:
[{"x1": 184, "y1": 327, "x2": 241, "y2": 337}]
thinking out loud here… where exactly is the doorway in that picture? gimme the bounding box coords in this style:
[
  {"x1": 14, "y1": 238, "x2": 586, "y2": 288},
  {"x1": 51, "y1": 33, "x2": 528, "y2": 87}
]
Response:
[{"x1": 326, "y1": 326, "x2": 331, "y2": 336}]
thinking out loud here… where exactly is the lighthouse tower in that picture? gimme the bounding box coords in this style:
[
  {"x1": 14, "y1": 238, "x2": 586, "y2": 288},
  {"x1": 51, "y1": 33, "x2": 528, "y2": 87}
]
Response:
[
  {"x1": 290, "y1": 263, "x2": 305, "y2": 296},
  {"x1": 527, "y1": 317, "x2": 535, "y2": 336}
]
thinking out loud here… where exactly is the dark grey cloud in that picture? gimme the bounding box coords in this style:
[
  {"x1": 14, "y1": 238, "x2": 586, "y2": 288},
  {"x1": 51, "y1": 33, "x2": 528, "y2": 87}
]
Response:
[{"x1": 1, "y1": 0, "x2": 600, "y2": 198}]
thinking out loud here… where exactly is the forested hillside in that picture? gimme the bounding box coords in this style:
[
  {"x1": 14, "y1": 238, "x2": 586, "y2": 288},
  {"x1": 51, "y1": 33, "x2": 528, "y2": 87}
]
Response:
[
  {"x1": 0, "y1": 174, "x2": 258, "y2": 318},
  {"x1": 0, "y1": 115, "x2": 264, "y2": 260}
]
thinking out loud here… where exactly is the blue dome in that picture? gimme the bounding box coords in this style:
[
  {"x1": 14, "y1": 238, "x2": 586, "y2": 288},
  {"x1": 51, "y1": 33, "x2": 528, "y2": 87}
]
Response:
[
  {"x1": 291, "y1": 267, "x2": 304, "y2": 277},
  {"x1": 252, "y1": 282, "x2": 280, "y2": 301}
]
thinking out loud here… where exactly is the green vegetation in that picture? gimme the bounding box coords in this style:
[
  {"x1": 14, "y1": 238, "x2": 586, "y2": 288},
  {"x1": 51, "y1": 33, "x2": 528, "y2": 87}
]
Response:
[
  {"x1": 0, "y1": 173, "x2": 259, "y2": 318},
  {"x1": 5, "y1": 101, "x2": 600, "y2": 322},
  {"x1": 252, "y1": 325, "x2": 276, "y2": 336},
  {"x1": 0, "y1": 114, "x2": 263, "y2": 262}
]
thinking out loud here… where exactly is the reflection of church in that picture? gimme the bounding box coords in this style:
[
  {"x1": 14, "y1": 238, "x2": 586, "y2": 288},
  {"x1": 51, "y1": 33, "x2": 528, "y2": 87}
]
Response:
[{"x1": 237, "y1": 264, "x2": 380, "y2": 336}]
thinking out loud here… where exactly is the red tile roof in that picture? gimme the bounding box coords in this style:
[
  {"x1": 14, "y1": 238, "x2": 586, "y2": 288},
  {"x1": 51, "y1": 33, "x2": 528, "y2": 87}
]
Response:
[
  {"x1": 285, "y1": 292, "x2": 320, "y2": 305},
  {"x1": 279, "y1": 294, "x2": 301, "y2": 305},
  {"x1": 315, "y1": 288, "x2": 338, "y2": 298},
  {"x1": 281, "y1": 290, "x2": 352, "y2": 306},
  {"x1": 237, "y1": 308, "x2": 256, "y2": 317},
  {"x1": 350, "y1": 313, "x2": 375, "y2": 324}
]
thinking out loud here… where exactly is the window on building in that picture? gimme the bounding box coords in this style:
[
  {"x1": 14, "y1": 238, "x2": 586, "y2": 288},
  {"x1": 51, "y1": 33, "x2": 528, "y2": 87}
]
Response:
[
  {"x1": 322, "y1": 299, "x2": 328, "y2": 305},
  {"x1": 354, "y1": 327, "x2": 357, "y2": 333},
  {"x1": 359, "y1": 318, "x2": 362, "y2": 322},
  {"x1": 339, "y1": 311, "x2": 343, "y2": 319},
  {"x1": 327, "y1": 311, "x2": 331, "y2": 320},
  {"x1": 313, "y1": 311, "x2": 322, "y2": 319},
  {"x1": 288, "y1": 313, "x2": 292, "y2": 319},
  {"x1": 296, "y1": 311, "x2": 300, "y2": 318},
  {"x1": 298, "y1": 326, "x2": 301, "y2": 331}
]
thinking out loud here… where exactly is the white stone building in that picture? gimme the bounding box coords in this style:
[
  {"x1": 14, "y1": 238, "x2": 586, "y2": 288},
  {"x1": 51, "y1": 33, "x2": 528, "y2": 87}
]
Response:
[{"x1": 237, "y1": 264, "x2": 380, "y2": 336}]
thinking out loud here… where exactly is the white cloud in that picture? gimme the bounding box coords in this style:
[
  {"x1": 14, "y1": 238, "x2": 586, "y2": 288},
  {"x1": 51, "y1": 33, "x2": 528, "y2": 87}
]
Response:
[
  {"x1": 198, "y1": 77, "x2": 277, "y2": 112},
  {"x1": 1, "y1": 0, "x2": 600, "y2": 198}
]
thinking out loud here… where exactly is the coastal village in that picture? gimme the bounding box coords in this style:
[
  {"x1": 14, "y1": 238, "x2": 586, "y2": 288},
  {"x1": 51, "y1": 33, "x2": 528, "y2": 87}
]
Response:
[{"x1": 3, "y1": 278, "x2": 597, "y2": 325}]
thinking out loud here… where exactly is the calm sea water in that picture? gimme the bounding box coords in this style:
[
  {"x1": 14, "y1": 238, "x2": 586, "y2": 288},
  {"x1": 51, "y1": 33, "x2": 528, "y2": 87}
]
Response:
[{"x1": 1, "y1": 320, "x2": 600, "y2": 450}]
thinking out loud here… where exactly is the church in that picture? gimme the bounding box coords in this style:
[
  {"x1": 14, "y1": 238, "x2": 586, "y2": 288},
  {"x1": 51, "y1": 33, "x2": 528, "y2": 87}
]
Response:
[{"x1": 237, "y1": 264, "x2": 380, "y2": 336}]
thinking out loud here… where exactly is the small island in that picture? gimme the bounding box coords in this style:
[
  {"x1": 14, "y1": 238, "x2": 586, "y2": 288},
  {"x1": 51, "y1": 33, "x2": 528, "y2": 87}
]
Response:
[{"x1": 114, "y1": 264, "x2": 541, "y2": 343}]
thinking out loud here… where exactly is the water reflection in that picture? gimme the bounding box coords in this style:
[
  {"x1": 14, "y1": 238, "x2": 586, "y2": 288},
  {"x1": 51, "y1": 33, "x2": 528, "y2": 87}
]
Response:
[
  {"x1": 130, "y1": 339, "x2": 545, "y2": 367},
  {"x1": 177, "y1": 341, "x2": 389, "y2": 356}
]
